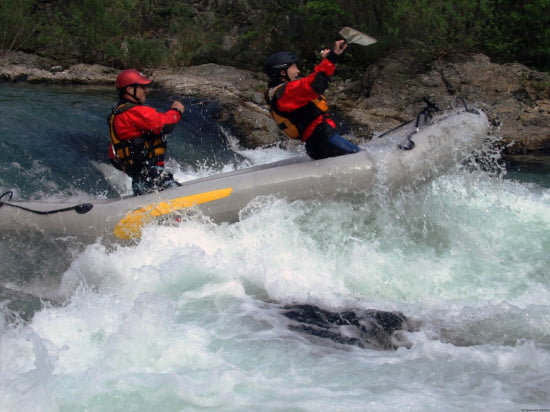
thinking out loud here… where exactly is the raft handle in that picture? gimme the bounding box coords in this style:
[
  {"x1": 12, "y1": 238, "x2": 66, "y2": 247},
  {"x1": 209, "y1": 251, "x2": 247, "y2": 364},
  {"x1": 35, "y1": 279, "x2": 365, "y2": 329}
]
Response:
[
  {"x1": 0, "y1": 191, "x2": 93, "y2": 215},
  {"x1": 398, "y1": 131, "x2": 416, "y2": 150},
  {"x1": 397, "y1": 98, "x2": 440, "y2": 151}
]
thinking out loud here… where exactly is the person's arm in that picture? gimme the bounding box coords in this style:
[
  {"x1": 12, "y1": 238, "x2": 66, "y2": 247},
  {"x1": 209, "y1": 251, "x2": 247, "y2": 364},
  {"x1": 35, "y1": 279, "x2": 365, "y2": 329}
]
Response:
[
  {"x1": 276, "y1": 71, "x2": 330, "y2": 111},
  {"x1": 277, "y1": 40, "x2": 347, "y2": 111},
  {"x1": 170, "y1": 101, "x2": 185, "y2": 116},
  {"x1": 130, "y1": 105, "x2": 182, "y2": 135}
]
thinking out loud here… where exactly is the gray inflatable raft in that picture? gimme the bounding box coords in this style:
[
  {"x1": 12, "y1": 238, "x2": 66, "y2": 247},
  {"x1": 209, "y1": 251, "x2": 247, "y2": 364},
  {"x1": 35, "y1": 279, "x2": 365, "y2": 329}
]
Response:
[{"x1": 0, "y1": 107, "x2": 489, "y2": 243}]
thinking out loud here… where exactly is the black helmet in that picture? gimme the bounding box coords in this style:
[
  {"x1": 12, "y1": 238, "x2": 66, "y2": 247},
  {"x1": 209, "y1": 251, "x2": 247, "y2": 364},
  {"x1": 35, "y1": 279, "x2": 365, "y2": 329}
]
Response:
[{"x1": 263, "y1": 52, "x2": 298, "y2": 78}]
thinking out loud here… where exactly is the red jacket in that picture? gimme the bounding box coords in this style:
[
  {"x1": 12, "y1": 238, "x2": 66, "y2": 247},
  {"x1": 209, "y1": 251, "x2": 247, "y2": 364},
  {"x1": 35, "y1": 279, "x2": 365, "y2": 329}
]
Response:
[
  {"x1": 112, "y1": 104, "x2": 181, "y2": 141},
  {"x1": 108, "y1": 103, "x2": 181, "y2": 170},
  {"x1": 271, "y1": 57, "x2": 337, "y2": 141}
]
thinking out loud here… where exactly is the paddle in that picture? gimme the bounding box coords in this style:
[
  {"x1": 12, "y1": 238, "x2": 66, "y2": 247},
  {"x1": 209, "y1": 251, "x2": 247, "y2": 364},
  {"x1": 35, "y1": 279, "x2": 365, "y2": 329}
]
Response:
[{"x1": 339, "y1": 27, "x2": 377, "y2": 46}]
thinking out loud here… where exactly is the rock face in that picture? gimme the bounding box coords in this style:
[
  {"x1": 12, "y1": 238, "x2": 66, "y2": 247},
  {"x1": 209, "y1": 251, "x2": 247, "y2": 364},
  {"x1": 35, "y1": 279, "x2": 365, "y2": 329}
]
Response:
[
  {"x1": 143, "y1": 54, "x2": 550, "y2": 154},
  {"x1": 0, "y1": 51, "x2": 118, "y2": 84},
  {"x1": 343, "y1": 52, "x2": 550, "y2": 154},
  {"x1": 151, "y1": 64, "x2": 278, "y2": 148},
  {"x1": 1, "y1": 51, "x2": 549, "y2": 155}
]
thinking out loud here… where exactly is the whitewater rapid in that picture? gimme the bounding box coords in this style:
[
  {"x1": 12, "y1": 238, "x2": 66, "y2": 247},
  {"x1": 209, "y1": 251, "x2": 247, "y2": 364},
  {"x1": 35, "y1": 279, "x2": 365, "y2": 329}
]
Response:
[{"x1": 1, "y1": 85, "x2": 549, "y2": 411}]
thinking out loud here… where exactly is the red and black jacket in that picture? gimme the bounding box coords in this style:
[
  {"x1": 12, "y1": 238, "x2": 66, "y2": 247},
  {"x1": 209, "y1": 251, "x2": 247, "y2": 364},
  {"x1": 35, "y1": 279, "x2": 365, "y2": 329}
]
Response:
[
  {"x1": 266, "y1": 52, "x2": 339, "y2": 141},
  {"x1": 108, "y1": 101, "x2": 181, "y2": 176}
]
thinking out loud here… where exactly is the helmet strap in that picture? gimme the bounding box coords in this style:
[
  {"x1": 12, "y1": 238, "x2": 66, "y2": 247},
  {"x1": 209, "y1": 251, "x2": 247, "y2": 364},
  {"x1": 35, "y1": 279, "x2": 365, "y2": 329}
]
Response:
[
  {"x1": 120, "y1": 85, "x2": 143, "y2": 104},
  {"x1": 281, "y1": 69, "x2": 290, "y2": 82}
]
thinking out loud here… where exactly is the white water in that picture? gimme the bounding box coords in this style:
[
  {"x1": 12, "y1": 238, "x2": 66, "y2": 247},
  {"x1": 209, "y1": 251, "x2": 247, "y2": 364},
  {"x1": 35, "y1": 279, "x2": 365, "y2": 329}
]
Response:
[{"x1": 1, "y1": 145, "x2": 549, "y2": 411}]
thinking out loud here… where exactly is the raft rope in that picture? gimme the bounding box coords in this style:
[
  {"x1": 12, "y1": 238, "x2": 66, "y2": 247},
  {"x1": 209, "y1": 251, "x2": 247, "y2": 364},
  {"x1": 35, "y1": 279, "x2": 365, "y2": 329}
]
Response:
[
  {"x1": 457, "y1": 96, "x2": 480, "y2": 114},
  {"x1": 378, "y1": 96, "x2": 479, "y2": 150},
  {"x1": 0, "y1": 191, "x2": 93, "y2": 215},
  {"x1": 397, "y1": 97, "x2": 440, "y2": 150}
]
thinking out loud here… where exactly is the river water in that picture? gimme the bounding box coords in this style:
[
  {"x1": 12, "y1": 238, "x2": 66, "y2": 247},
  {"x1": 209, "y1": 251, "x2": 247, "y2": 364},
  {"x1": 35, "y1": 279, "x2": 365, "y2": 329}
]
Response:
[{"x1": 0, "y1": 84, "x2": 549, "y2": 411}]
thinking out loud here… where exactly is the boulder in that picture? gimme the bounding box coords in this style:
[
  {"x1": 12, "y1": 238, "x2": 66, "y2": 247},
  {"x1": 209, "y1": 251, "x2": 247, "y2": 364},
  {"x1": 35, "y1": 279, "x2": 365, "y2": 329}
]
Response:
[
  {"x1": 152, "y1": 64, "x2": 279, "y2": 147},
  {"x1": 343, "y1": 51, "x2": 550, "y2": 154}
]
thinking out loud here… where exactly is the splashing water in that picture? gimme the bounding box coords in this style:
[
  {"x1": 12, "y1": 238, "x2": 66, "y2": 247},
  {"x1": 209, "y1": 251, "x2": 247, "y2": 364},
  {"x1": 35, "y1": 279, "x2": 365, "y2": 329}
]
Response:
[{"x1": 1, "y1": 85, "x2": 549, "y2": 411}]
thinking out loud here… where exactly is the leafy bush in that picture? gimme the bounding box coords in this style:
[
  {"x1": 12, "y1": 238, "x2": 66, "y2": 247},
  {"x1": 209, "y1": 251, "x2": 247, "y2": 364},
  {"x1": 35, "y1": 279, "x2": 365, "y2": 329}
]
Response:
[
  {"x1": 484, "y1": 0, "x2": 550, "y2": 70},
  {"x1": 0, "y1": 0, "x2": 41, "y2": 54},
  {"x1": 386, "y1": 0, "x2": 492, "y2": 51},
  {"x1": 2, "y1": 0, "x2": 547, "y2": 71}
]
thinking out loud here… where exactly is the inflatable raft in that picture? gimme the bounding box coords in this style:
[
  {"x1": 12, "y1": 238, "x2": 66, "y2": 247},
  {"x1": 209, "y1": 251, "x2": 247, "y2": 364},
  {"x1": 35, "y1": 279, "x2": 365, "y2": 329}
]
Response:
[{"x1": 0, "y1": 105, "x2": 489, "y2": 243}]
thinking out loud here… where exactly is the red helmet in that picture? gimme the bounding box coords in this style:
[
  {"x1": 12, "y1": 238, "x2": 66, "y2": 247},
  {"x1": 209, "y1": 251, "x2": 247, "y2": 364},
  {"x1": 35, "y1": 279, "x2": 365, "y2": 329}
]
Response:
[{"x1": 115, "y1": 69, "x2": 152, "y2": 90}]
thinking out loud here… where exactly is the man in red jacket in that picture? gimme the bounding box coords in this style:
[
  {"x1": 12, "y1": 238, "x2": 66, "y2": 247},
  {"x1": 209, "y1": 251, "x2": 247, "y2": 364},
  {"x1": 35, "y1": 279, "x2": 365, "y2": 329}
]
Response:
[
  {"x1": 108, "y1": 69, "x2": 185, "y2": 195},
  {"x1": 264, "y1": 40, "x2": 360, "y2": 160}
]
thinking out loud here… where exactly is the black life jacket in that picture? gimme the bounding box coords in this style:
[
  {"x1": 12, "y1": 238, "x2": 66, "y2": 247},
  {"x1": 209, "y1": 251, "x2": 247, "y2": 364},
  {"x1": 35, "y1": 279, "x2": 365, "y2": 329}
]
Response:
[
  {"x1": 266, "y1": 84, "x2": 329, "y2": 140},
  {"x1": 107, "y1": 103, "x2": 167, "y2": 175}
]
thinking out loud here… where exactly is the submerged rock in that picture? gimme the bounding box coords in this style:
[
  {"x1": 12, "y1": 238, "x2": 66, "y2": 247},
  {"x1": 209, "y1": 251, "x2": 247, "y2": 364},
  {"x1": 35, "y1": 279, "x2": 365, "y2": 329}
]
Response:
[{"x1": 282, "y1": 304, "x2": 421, "y2": 351}]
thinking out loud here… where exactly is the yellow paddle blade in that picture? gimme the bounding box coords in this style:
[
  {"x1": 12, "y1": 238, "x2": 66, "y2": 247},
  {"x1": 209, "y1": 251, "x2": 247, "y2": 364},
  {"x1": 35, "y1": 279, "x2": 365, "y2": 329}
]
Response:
[{"x1": 113, "y1": 187, "x2": 233, "y2": 239}]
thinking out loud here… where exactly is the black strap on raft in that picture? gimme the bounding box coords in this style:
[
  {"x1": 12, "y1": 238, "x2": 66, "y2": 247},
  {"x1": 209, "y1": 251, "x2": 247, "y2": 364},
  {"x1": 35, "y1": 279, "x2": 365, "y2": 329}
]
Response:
[
  {"x1": 0, "y1": 191, "x2": 93, "y2": 215},
  {"x1": 379, "y1": 96, "x2": 478, "y2": 150},
  {"x1": 398, "y1": 97, "x2": 441, "y2": 151},
  {"x1": 457, "y1": 96, "x2": 480, "y2": 114},
  {"x1": 397, "y1": 132, "x2": 416, "y2": 151},
  {"x1": 415, "y1": 97, "x2": 440, "y2": 127},
  {"x1": 377, "y1": 119, "x2": 414, "y2": 140}
]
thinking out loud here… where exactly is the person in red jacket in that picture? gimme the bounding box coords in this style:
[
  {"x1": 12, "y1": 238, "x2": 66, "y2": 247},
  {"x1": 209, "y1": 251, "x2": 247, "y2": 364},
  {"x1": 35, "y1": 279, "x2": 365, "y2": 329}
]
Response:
[
  {"x1": 264, "y1": 40, "x2": 361, "y2": 160},
  {"x1": 108, "y1": 69, "x2": 185, "y2": 195}
]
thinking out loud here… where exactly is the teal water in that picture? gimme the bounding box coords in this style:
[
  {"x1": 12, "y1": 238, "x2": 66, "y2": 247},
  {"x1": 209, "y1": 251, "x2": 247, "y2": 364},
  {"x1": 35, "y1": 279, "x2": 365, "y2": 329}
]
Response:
[{"x1": 1, "y1": 84, "x2": 549, "y2": 411}]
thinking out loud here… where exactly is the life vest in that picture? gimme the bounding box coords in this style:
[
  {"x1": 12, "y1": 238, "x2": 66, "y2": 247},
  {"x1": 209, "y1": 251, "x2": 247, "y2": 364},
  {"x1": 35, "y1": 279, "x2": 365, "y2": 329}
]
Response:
[
  {"x1": 267, "y1": 84, "x2": 329, "y2": 140},
  {"x1": 107, "y1": 103, "x2": 167, "y2": 174}
]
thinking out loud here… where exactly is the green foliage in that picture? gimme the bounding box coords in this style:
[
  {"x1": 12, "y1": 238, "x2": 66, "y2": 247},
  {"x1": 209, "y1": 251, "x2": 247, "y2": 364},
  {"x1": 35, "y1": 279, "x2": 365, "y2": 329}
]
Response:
[
  {"x1": 0, "y1": 0, "x2": 41, "y2": 54},
  {"x1": 484, "y1": 0, "x2": 550, "y2": 70},
  {"x1": 300, "y1": 0, "x2": 348, "y2": 24},
  {"x1": 385, "y1": 0, "x2": 549, "y2": 70},
  {"x1": 296, "y1": 0, "x2": 349, "y2": 59},
  {"x1": 112, "y1": 37, "x2": 166, "y2": 68},
  {"x1": 3, "y1": 0, "x2": 548, "y2": 71},
  {"x1": 38, "y1": 0, "x2": 140, "y2": 64},
  {"x1": 388, "y1": 0, "x2": 492, "y2": 51}
]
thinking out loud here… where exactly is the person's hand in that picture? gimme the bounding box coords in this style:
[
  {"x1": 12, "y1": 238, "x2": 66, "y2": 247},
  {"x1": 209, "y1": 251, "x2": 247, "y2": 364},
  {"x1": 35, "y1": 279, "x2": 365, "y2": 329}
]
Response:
[
  {"x1": 320, "y1": 48, "x2": 331, "y2": 59},
  {"x1": 171, "y1": 101, "x2": 185, "y2": 115},
  {"x1": 333, "y1": 39, "x2": 347, "y2": 55},
  {"x1": 320, "y1": 40, "x2": 347, "y2": 59}
]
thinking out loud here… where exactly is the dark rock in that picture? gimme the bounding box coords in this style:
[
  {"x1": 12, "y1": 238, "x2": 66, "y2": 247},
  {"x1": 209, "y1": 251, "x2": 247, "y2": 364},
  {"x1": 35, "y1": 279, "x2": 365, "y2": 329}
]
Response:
[{"x1": 282, "y1": 304, "x2": 421, "y2": 351}]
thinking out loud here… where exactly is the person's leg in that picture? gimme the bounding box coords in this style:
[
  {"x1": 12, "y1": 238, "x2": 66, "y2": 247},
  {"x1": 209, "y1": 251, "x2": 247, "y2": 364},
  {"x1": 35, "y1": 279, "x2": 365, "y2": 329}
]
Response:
[
  {"x1": 132, "y1": 165, "x2": 175, "y2": 195},
  {"x1": 305, "y1": 138, "x2": 325, "y2": 159},
  {"x1": 131, "y1": 178, "x2": 149, "y2": 196},
  {"x1": 305, "y1": 131, "x2": 361, "y2": 160},
  {"x1": 312, "y1": 133, "x2": 360, "y2": 159},
  {"x1": 158, "y1": 170, "x2": 181, "y2": 190},
  {"x1": 147, "y1": 165, "x2": 181, "y2": 191},
  {"x1": 328, "y1": 133, "x2": 360, "y2": 154}
]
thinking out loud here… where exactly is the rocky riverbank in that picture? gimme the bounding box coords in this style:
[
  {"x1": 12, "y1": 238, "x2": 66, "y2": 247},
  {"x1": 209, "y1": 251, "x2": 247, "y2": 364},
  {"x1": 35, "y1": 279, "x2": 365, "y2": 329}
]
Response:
[{"x1": 1, "y1": 50, "x2": 549, "y2": 158}]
